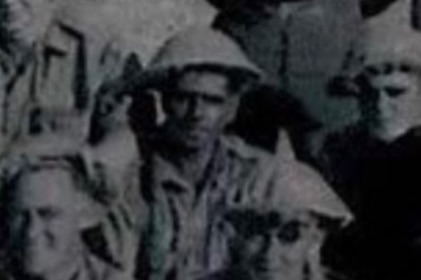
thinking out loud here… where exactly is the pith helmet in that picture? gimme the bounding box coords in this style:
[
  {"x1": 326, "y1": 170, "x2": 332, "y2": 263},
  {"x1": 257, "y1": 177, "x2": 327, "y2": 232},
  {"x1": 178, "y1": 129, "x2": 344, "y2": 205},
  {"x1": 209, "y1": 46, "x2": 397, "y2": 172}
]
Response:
[
  {"x1": 330, "y1": 15, "x2": 421, "y2": 97},
  {"x1": 226, "y1": 149, "x2": 352, "y2": 230},
  {"x1": 142, "y1": 26, "x2": 262, "y2": 86}
]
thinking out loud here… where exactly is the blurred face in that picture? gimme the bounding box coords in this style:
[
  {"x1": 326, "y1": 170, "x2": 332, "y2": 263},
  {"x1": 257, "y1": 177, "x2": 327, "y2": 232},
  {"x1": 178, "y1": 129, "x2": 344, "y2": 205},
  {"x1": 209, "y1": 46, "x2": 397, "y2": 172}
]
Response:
[
  {"x1": 93, "y1": 92, "x2": 130, "y2": 131},
  {"x1": 162, "y1": 70, "x2": 240, "y2": 152},
  {"x1": 359, "y1": 71, "x2": 421, "y2": 142},
  {"x1": 3, "y1": 0, "x2": 56, "y2": 44},
  {"x1": 234, "y1": 211, "x2": 316, "y2": 280},
  {"x1": 7, "y1": 168, "x2": 81, "y2": 278}
]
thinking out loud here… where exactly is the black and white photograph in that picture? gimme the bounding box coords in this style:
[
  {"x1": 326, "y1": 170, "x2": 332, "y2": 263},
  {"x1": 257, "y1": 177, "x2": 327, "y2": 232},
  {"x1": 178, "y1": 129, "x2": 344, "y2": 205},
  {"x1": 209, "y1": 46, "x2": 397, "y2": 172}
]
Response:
[{"x1": 0, "y1": 0, "x2": 420, "y2": 279}]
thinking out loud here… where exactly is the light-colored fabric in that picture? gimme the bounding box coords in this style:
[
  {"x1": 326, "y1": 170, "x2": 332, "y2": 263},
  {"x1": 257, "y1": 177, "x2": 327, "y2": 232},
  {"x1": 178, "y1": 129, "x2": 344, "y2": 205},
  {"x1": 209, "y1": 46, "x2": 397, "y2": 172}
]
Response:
[
  {"x1": 137, "y1": 136, "x2": 274, "y2": 280},
  {"x1": 340, "y1": 1, "x2": 421, "y2": 80},
  {"x1": 3, "y1": 15, "x2": 125, "y2": 139},
  {"x1": 86, "y1": 130, "x2": 143, "y2": 276},
  {"x1": 146, "y1": 26, "x2": 263, "y2": 81},
  {"x1": 0, "y1": 248, "x2": 134, "y2": 280},
  {"x1": 136, "y1": 135, "x2": 350, "y2": 280}
]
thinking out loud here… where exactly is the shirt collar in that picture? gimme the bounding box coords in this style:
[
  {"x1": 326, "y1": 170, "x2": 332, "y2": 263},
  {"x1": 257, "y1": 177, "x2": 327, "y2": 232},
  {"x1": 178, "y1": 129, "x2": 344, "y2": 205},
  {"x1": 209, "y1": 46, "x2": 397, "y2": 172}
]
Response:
[
  {"x1": 151, "y1": 153, "x2": 192, "y2": 193},
  {"x1": 149, "y1": 137, "x2": 232, "y2": 193},
  {"x1": 41, "y1": 19, "x2": 85, "y2": 56}
]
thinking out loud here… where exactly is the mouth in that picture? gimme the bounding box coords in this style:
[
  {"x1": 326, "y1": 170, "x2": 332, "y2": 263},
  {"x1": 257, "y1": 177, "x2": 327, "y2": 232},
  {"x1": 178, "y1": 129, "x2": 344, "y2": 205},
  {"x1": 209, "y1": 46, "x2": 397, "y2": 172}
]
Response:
[
  {"x1": 182, "y1": 126, "x2": 209, "y2": 138},
  {"x1": 253, "y1": 260, "x2": 284, "y2": 273}
]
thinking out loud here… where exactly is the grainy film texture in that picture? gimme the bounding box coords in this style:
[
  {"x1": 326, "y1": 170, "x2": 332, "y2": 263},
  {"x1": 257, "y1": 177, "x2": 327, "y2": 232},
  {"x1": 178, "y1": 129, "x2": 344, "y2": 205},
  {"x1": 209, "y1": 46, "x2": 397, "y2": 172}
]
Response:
[{"x1": 0, "y1": 1, "x2": 419, "y2": 280}]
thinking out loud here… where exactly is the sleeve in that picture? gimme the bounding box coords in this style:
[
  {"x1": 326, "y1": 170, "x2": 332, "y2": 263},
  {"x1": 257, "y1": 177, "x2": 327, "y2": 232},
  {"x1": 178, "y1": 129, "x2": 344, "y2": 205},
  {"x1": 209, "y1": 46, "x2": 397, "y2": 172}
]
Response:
[{"x1": 84, "y1": 154, "x2": 148, "y2": 277}]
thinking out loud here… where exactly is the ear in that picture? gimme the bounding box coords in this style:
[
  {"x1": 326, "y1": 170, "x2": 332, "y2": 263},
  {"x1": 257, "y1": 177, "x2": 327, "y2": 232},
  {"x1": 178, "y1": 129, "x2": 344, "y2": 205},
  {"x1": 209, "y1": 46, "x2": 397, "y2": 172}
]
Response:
[
  {"x1": 128, "y1": 89, "x2": 160, "y2": 135},
  {"x1": 224, "y1": 95, "x2": 241, "y2": 124},
  {"x1": 121, "y1": 96, "x2": 133, "y2": 113},
  {"x1": 153, "y1": 90, "x2": 167, "y2": 125},
  {"x1": 301, "y1": 218, "x2": 327, "y2": 258}
]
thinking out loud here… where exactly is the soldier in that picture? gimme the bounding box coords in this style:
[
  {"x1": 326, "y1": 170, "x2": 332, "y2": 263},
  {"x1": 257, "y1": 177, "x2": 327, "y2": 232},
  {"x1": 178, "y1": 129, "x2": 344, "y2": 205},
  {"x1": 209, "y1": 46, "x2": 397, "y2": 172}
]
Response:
[
  {"x1": 123, "y1": 26, "x2": 350, "y2": 280},
  {"x1": 0, "y1": 135, "x2": 133, "y2": 280},
  {"x1": 126, "y1": 27, "x2": 314, "y2": 279},
  {"x1": 85, "y1": 55, "x2": 144, "y2": 276},
  {"x1": 202, "y1": 157, "x2": 351, "y2": 280},
  {"x1": 127, "y1": 26, "x2": 261, "y2": 280},
  {"x1": 321, "y1": 20, "x2": 421, "y2": 280},
  {"x1": 1, "y1": 0, "x2": 126, "y2": 139}
]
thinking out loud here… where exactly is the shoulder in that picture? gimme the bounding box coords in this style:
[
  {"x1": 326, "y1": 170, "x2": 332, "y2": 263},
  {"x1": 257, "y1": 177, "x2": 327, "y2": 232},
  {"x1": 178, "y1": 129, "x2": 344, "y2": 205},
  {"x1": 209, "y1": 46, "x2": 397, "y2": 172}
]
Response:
[
  {"x1": 392, "y1": 126, "x2": 421, "y2": 154},
  {"x1": 221, "y1": 135, "x2": 279, "y2": 180},
  {"x1": 222, "y1": 135, "x2": 274, "y2": 164},
  {"x1": 323, "y1": 123, "x2": 366, "y2": 155},
  {"x1": 85, "y1": 252, "x2": 134, "y2": 280}
]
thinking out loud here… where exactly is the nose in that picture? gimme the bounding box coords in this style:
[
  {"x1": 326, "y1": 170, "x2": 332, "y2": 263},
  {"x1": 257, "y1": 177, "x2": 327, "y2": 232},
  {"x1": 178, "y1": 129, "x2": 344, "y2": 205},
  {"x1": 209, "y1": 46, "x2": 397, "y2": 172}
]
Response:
[
  {"x1": 261, "y1": 233, "x2": 281, "y2": 260},
  {"x1": 374, "y1": 91, "x2": 392, "y2": 118},
  {"x1": 187, "y1": 97, "x2": 205, "y2": 120},
  {"x1": 24, "y1": 212, "x2": 43, "y2": 240}
]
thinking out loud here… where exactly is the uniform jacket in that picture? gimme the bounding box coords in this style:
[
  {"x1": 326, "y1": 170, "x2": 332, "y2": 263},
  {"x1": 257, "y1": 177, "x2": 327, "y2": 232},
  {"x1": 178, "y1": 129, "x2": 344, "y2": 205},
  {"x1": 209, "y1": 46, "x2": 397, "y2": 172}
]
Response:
[
  {"x1": 135, "y1": 136, "x2": 283, "y2": 280},
  {"x1": 3, "y1": 13, "x2": 126, "y2": 139},
  {"x1": 0, "y1": 248, "x2": 134, "y2": 280}
]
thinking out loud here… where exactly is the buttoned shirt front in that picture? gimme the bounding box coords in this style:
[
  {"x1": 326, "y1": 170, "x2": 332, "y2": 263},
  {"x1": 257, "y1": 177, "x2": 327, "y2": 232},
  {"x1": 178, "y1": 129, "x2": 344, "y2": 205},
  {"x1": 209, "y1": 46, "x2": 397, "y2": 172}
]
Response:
[
  {"x1": 136, "y1": 136, "x2": 280, "y2": 280},
  {"x1": 3, "y1": 15, "x2": 125, "y2": 139}
]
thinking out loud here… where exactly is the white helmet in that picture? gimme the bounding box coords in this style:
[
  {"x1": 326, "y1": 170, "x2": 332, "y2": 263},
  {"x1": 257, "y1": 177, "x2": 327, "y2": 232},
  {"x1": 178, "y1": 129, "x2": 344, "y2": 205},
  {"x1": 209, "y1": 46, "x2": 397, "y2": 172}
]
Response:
[{"x1": 143, "y1": 26, "x2": 263, "y2": 85}]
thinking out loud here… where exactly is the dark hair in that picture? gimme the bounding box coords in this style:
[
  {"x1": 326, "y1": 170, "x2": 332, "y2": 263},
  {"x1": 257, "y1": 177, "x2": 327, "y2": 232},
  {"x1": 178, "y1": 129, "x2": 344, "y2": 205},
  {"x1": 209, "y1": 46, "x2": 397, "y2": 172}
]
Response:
[
  {"x1": 127, "y1": 64, "x2": 258, "y2": 146},
  {"x1": 229, "y1": 84, "x2": 321, "y2": 152}
]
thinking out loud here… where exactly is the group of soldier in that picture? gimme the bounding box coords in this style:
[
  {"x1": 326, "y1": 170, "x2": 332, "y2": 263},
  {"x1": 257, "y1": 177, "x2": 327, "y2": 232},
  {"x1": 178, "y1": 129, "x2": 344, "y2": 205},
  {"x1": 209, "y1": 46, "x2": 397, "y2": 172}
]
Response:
[{"x1": 1, "y1": 0, "x2": 421, "y2": 280}]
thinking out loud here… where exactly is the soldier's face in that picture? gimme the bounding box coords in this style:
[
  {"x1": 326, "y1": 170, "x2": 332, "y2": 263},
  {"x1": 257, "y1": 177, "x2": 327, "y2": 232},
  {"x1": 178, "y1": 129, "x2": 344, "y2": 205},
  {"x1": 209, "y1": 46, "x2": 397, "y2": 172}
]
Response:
[
  {"x1": 4, "y1": 0, "x2": 56, "y2": 44},
  {"x1": 162, "y1": 70, "x2": 239, "y2": 152},
  {"x1": 359, "y1": 71, "x2": 421, "y2": 141},
  {"x1": 8, "y1": 168, "x2": 81, "y2": 277},
  {"x1": 238, "y1": 212, "x2": 315, "y2": 280},
  {"x1": 94, "y1": 93, "x2": 131, "y2": 130}
]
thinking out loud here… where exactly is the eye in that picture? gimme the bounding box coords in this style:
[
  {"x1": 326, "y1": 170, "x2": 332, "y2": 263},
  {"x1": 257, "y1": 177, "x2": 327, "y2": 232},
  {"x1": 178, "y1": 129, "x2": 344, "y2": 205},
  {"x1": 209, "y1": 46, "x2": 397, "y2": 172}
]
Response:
[
  {"x1": 385, "y1": 87, "x2": 407, "y2": 97},
  {"x1": 202, "y1": 94, "x2": 225, "y2": 105},
  {"x1": 277, "y1": 221, "x2": 302, "y2": 243},
  {"x1": 167, "y1": 90, "x2": 191, "y2": 101},
  {"x1": 38, "y1": 208, "x2": 59, "y2": 220}
]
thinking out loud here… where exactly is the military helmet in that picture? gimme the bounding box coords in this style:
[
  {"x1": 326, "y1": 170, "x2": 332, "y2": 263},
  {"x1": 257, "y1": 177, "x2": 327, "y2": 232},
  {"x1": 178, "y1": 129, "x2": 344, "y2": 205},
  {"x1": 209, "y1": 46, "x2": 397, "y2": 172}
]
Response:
[
  {"x1": 225, "y1": 146, "x2": 352, "y2": 231},
  {"x1": 140, "y1": 26, "x2": 262, "y2": 87},
  {"x1": 329, "y1": 10, "x2": 421, "y2": 97}
]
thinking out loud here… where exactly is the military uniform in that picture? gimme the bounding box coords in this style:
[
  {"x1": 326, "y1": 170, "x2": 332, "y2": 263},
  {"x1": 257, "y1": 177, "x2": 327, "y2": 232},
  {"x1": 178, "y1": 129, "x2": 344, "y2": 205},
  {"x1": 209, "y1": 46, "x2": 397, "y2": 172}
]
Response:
[
  {"x1": 194, "y1": 134, "x2": 352, "y2": 280},
  {"x1": 118, "y1": 25, "x2": 350, "y2": 280},
  {"x1": 3, "y1": 7, "x2": 125, "y2": 139},
  {"x1": 0, "y1": 248, "x2": 133, "y2": 280},
  {"x1": 135, "y1": 135, "x2": 286, "y2": 280},
  {"x1": 318, "y1": 10, "x2": 421, "y2": 280}
]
